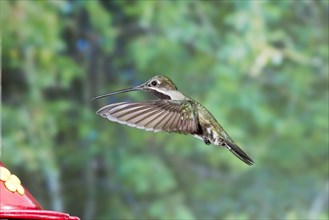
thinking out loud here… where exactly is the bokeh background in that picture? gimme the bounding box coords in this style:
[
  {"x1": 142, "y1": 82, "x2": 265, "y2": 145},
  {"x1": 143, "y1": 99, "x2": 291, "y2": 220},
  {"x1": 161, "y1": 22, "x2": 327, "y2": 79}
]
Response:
[{"x1": 2, "y1": 0, "x2": 328, "y2": 219}]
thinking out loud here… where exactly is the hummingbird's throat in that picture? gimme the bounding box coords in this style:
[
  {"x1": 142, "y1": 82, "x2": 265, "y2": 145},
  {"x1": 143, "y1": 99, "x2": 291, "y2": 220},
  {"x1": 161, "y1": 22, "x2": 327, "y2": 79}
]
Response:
[
  {"x1": 151, "y1": 88, "x2": 186, "y2": 100},
  {"x1": 148, "y1": 89, "x2": 171, "y2": 99}
]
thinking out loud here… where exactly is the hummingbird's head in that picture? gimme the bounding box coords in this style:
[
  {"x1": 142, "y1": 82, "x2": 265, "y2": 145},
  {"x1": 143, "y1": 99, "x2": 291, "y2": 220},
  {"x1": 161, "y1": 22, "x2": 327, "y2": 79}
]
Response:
[
  {"x1": 92, "y1": 75, "x2": 184, "y2": 101},
  {"x1": 145, "y1": 75, "x2": 178, "y2": 91},
  {"x1": 142, "y1": 75, "x2": 179, "y2": 99}
]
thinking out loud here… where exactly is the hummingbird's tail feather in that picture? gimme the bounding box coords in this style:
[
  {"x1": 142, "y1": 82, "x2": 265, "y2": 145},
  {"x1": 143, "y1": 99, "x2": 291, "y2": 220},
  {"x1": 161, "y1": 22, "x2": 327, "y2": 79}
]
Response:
[{"x1": 226, "y1": 141, "x2": 254, "y2": 166}]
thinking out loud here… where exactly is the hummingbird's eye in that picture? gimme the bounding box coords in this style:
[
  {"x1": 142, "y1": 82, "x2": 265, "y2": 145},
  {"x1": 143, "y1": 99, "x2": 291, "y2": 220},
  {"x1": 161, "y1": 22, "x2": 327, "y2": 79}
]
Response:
[{"x1": 151, "y1": 80, "x2": 158, "y2": 86}]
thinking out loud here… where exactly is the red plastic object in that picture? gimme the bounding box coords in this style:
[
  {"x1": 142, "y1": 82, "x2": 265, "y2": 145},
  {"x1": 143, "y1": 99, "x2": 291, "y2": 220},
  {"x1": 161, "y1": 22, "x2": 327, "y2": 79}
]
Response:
[{"x1": 0, "y1": 162, "x2": 79, "y2": 220}]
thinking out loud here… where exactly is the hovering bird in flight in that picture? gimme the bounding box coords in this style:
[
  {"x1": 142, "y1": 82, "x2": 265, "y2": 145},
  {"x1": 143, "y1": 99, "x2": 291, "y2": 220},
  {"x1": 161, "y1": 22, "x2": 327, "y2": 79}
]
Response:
[{"x1": 92, "y1": 75, "x2": 254, "y2": 165}]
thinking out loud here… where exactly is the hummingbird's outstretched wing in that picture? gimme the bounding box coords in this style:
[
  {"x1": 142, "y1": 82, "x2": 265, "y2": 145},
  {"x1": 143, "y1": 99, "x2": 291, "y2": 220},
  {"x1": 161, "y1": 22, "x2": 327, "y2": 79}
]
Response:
[{"x1": 96, "y1": 100, "x2": 199, "y2": 134}]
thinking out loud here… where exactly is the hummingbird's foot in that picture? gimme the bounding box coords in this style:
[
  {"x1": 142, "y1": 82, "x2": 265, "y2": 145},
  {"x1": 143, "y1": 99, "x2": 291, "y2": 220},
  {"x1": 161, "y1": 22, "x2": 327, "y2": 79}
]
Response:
[
  {"x1": 203, "y1": 137, "x2": 211, "y2": 145},
  {"x1": 218, "y1": 138, "x2": 227, "y2": 148}
]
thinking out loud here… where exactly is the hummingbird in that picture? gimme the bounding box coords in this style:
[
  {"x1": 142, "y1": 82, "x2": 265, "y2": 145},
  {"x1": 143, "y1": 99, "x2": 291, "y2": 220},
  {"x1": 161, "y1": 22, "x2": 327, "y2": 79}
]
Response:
[{"x1": 92, "y1": 75, "x2": 254, "y2": 165}]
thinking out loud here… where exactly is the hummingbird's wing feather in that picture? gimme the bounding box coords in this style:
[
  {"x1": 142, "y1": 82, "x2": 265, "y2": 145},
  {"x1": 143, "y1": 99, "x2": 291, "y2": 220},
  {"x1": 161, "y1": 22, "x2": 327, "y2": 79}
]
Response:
[{"x1": 96, "y1": 100, "x2": 199, "y2": 134}]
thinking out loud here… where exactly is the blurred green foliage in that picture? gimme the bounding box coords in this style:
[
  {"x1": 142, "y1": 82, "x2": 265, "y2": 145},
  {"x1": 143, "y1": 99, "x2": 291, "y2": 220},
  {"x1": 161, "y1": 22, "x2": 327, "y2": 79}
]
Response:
[{"x1": 2, "y1": 0, "x2": 328, "y2": 219}]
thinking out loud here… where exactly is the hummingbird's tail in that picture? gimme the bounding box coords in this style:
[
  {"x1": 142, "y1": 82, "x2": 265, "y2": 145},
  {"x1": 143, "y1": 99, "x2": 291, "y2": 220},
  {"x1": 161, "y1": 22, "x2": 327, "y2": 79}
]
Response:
[{"x1": 225, "y1": 141, "x2": 254, "y2": 166}]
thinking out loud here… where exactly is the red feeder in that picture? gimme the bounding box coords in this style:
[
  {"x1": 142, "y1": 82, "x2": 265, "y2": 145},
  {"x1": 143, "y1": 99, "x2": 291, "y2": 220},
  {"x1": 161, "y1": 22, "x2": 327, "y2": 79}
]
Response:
[{"x1": 0, "y1": 162, "x2": 79, "y2": 220}]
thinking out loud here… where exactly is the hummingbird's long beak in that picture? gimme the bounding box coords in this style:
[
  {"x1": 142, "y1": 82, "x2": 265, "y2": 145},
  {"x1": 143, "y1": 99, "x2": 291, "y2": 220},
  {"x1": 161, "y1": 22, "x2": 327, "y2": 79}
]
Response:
[{"x1": 91, "y1": 84, "x2": 145, "y2": 100}]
